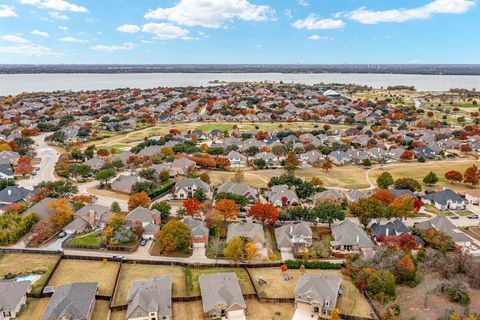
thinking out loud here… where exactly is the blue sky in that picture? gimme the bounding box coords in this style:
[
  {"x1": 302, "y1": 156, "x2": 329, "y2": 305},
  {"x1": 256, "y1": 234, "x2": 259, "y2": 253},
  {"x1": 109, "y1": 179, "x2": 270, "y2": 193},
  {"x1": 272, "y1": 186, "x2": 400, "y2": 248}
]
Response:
[{"x1": 0, "y1": 0, "x2": 478, "y2": 64}]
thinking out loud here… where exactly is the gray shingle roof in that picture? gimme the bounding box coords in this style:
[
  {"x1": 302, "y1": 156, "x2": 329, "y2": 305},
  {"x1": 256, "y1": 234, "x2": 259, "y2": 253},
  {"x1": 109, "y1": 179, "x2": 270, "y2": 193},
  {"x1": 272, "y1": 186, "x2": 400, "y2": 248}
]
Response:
[
  {"x1": 41, "y1": 282, "x2": 98, "y2": 320},
  {"x1": 0, "y1": 280, "x2": 31, "y2": 312},
  {"x1": 227, "y1": 222, "x2": 264, "y2": 243},
  {"x1": 199, "y1": 273, "x2": 246, "y2": 314},
  {"x1": 126, "y1": 275, "x2": 172, "y2": 319},
  {"x1": 294, "y1": 274, "x2": 341, "y2": 311},
  {"x1": 331, "y1": 220, "x2": 375, "y2": 248}
]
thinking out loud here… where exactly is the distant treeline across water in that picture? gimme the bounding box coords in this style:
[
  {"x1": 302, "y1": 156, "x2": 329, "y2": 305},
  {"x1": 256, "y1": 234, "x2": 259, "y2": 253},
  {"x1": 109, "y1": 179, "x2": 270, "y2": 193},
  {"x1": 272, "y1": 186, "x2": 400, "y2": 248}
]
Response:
[{"x1": 1, "y1": 64, "x2": 479, "y2": 75}]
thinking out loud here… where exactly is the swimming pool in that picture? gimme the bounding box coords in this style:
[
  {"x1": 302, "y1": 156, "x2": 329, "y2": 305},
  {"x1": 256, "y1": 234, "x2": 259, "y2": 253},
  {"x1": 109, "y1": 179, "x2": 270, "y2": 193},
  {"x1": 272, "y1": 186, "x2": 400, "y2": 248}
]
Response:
[{"x1": 15, "y1": 274, "x2": 41, "y2": 284}]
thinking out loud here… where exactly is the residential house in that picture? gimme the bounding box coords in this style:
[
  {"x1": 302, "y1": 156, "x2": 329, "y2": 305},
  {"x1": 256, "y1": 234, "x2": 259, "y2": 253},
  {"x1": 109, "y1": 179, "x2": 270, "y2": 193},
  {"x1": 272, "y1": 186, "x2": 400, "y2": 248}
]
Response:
[
  {"x1": 390, "y1": 189, "x2": 417, "y2": 200},
  {"x1": 265, "y1": 185, "x2": 299, "y2": 207},
  {"x1": 0, "y1": 280, "x2": 31, "y2": 320},
  {"x1": 346, "y1": 189, "x2": 368, "y2": 203},
  {"x1": 125, "y1": 207, "x2": 161, "y2": 239},
  {"x1": 275, "y1": 222, "x2": 312, "y2": 256},
  {"x1": 0, "y1": 164, "x2": 14, "y2": 179},
  {"x1": 170, "y1": 157, "x2": 196, "y2": 176},
  {"x1": 331, "y1": 220, "x2": 375, "y2": 253},
  {"x1": 226, "y1": 150, "x2": 247, "y2": 168},
  {"x1": 111, "y1": 175, "x2": 146, "y2": 194},
  {"x1": 422, "y1": 189, "x2": 467, "y2": 211},
  {"x1": 137, "y1": 145, "x2": 164, "y2": 158},
  {"x1": 173, "y1": 178, "x2": 212, "y2": 200},
  {"x1": 414, "y1": 215, "x2": 471, "y2": 247},
  {"x1": 84, "y1": 158, "x2": 104, "y2": 171},
  {"x1": 227, "y1": 222, "x2": 265, "y2": 250},
  {"x1": 0, "y1": 151, "x2": 20, "y2": 164},
  {"x1": 24, "y1": 197, "x2": 74, "y2": 221},
  {"x1": 0, "y1": 186, "x2": 36, "y2": 212},
  {"x1": 184, "y1": 217, "x2": 209, "y2": 248},
  {"x1": 41, "y1": 282, "x2": 98, "y2": 320},
  {"x1": 464, "y1": 190, "x2": 480, "y2": 205},
  {"x1": 413, "y1": 146, "x2": 437, "y2": 159},
  {"x1": 293, "y1": 274, "x2": 341, "y2": 318},
  {"x1": 255, "y1": 152, "x2": 279, "y2": 167},
  {"x1": 199, "y1": 273, "x2": 247, "y2": 320},
  {"x1": 313, "y1": 190, "x2": 343, "y2": 205},
  {"x1": 217, "y1": 182, "x2": 258, "y2": 203},
  {"x1": 299, "y1": 150, "x2": 325, "y2": 166},
  {"x1": 126, "y1": 275, "x2": 172, "y2": 320},
  {"x1": 371, "y1": 219, "x2": 424, "y2": 247}
]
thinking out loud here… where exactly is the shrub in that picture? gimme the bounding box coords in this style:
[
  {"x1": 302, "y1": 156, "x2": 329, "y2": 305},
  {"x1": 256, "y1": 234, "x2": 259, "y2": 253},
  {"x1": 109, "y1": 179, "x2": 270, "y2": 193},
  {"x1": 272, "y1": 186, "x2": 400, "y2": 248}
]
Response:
[
  {"x1": 284, "y1": 260, "x2": 342, "y2": 270},
  {"x1": 441, "y1": 281, "x2": 470, "y2": 306},
  {"x1": 366, "y1": 270, "x2": 396, "y2": 303}
]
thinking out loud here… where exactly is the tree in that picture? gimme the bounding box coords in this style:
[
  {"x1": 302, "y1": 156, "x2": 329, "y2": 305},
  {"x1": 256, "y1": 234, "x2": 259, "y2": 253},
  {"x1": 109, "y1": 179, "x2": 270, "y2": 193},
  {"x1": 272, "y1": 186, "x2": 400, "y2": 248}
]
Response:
[
  {"x1": 330, "y1": 308, "x2": 341, "y2": 320},
  {"x1": 377, "y1": 172, "x2": 394, "y2": 189},
  {"x1": 157, "y1": 220, "x2": 191, "y2": 253},
  {"x1": 110, "y1": 202, "x2": 121, "y2": 213},
  {"x1": 183, "y1": 198, "x2": 202, "y2": 216},
  {"x1": 224, "y1": 236, "x2": 244, "y2": 264},
  {"x1": 95, "y1": 168, "x2": 116, "y2": 187},
  {"x1": 464, "y1": 164, "x2": 480, "y2": 186},
  {"x1": 193, "y1": 189, "x2": 206, "y2": 201},
  {"x1": 128, "y1": 192, "x2": 151, "y2": 211},
  {"x1": 396, "y1": 254, "x2": 417, "y2": 284},
  {"x1": 139, "y1": 168, "x2": 156, "y2": 180},
  {"x1": 108, "y1": 212, "x2": 125, "y2": 231},
  {"x1": 231, "y1": 169, "x2": 244, "y2": 183},
  {"x1": 322, "y1": 160, "x2": 333, "y2": 172},
  {"x1": 372, "y1": 189, "x2": 393, "y2": 204},
  {"x1": 15, "y1": 156, "x2": 33, "y2": 176},
  {"x1": 312, "y1": 202, "x2": 345, "y2": 229},
  {"x1": 248, "y1": 203, "x2": 279, "y2": 224},
  {"x1": 394, "y1": 177, "x2": 422, "y2": 192},
  {"x1": 400, "y1": 150, "x2": 415, "y2": 160},
  {"x1": 151, "y1": 201, "x2": 171, "y2": 222},
  {"x1": 214, "y1": 199, "x2": 239, "y2": 223},
  {"x1": 349, "y1": 198, "x2": 385, "y2": 229},
  {"x1": 215, "y1": 192, "x2": 248, "y2": 209},
  {"x1": 35, "y1": 181, "x2": 78, "y2": 197},
  {"x1": 366, "y1": 270, "x2": 396, "y2": 303},
  {"x1": 199, "y1": 172, "x2": 210, "y2": 184},
  {"x1": 253, "y1": 158, "x2": 267, "y2": 169},
  {"x1": 310, "y1": 177, "x2": 324, "y2": 187},
  {"x1": 96, "y1": 148, "x2": 109, "y2": 157},
  {"x1": 390, "y1": 195, "x2": 416, "y2": 220},
  {"x1": 284, "y1": 151, "x2": 299, "y2": 173},
  {"x1": 363, "y1": 159, "x2": 372, "y2": 167},
  {"x1": 68, "y1": 164, "x2": 92, "y2": 180},
  {"x1": 423, "y1": 171, "x2": 439, "y2": 186},
  {"x1": 47, "y1": 198, "x2": 72, "y2": 229},
  {"x1": 245, "y1": 240, "x2": 259, "y2": 263},
  {"x1": 209, "y1": 237, "x2": 225, "y2": 263},
  {"x1": 445, "y1": 170, "x2": 463, "y2": 184}
]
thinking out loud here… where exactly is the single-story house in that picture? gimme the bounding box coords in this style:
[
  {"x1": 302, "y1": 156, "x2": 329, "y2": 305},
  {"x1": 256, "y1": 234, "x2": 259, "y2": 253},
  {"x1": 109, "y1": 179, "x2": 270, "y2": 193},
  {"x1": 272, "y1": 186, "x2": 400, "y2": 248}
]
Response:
[
  {"x1": 126, "y1": 275, "x2": 172, "y2": 320},
  {"x1": 464, "y1": 189, "x2": 480, "y2": 205},
  {"x1": 226, "y1": 150, "x2": 247, "y2": 167},
  {"x1": 0, "y1": 186, "x2": 37, "y2": 213},
  {"x1": 414, "y1": 215, "x2": 471, "y2": 247},
  {"x1": 217, "y1": 182, "x2": 258, "y2": 203},
  {"x1": 422, "y1": 188, "x2": 467, "y2": 211},
  {"x1": 275, "y1": 222, "x2": 312, "y2": 256},
  {"x1": 199, "y1": 273, "x2": 247, "y2": 320},
  {"x1": 111, "y1": 175, "x2": 146, "y2": 194},
  {"x1": 331, "y1": 220, "x2": 375, "y2": 253},
  {"x1": 0, "y1": 280, "x2": 31, "y2": 320},
  {"x1": 125, "y1": 207, "x2": 161, "y2": 239},
  {"x1": 371, "y1": 219, "x2": 424, "y2": 247},
  {"x1": 265, "y1": 185, "x2": 299, "y2": 207},
  {"x1": 184, "y1": 217, "x2": 209, "y2": 248},
  {"x1": 227, "y1": 222, "x2": 265, "y2": 249}
]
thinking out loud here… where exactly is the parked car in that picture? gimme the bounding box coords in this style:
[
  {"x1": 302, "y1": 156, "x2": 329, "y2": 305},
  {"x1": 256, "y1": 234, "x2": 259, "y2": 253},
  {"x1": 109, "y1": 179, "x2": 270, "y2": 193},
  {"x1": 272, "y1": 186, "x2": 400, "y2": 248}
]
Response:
[
  {"x1": 467, "y1": 213, "x2": 479, "y2": 219},
  {"x1": 140, "y1": 238, "x2": 148, "y2": 246},
  {"x1": 58, "y1": 231, "x2": 66, "y2": 238},
  {"x1": 113, "y1": 255, "x2": 126, "y2": 260},
  {"x1": 450, "y1": 215, "x2": 460, "y2": 219},
  {"x1": 467, "y1": 244, "x2": 477, "y2": 251}
]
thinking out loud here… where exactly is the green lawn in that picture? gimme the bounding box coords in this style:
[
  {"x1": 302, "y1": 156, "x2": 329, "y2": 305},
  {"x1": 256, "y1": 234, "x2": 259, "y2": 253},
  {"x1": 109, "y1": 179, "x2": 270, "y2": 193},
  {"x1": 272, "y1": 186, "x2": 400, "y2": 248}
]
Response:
[
  {"x1": 68, "y1": 230, "x2": 103, "y2": 246},
  {"x1": 185, "y1": 267, "x2": 255, "y2": 296}
]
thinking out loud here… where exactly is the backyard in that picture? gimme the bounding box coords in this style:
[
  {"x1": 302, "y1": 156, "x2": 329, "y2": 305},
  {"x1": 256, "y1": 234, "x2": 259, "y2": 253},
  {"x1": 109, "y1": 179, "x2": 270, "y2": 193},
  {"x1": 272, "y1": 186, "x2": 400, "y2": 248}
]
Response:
[
  {"x1": 247, "y1": 268, "x2": 372, "y2": 319},
  {"x1": 113, "y1": 264, "x2": 187, "y2": 306},
  {"x1": 0, "y1": 253, "x2": 60, "y2": 294},
  {"x1": 47, "y1": 259, "x2": 120, "y2": 296},
  {"x1": 91, "y1": 301, "x2": 110, "y2": 320},
  {"x1": 185, "y1": 267, "x2": 256, "y2": 296},
  {"x1": 246, "y1": 299, "x2": 295, "y2": 320},
  {"x1": 67, "y1": 230, "x2": 103, "y2": 247},
  {"x1": 17, "y1": 298, "x2": 49, "y2": 320}
]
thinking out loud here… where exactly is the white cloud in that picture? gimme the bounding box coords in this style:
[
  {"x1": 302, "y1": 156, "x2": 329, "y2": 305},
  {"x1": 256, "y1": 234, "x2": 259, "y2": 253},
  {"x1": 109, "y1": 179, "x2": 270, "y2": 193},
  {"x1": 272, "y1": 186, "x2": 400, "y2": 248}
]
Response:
[
  {"x1": 20, "y1": 0, "x2": 88, "y2": 12},
  {"x1": 60, "y1": 36, "x2": 88, "y2": 43},
  {"x1": 293, "y1": 14, "x2": 345, "y2": 30},
  {"x1": 144, "y1": 0, "x2": 274, "y2": 28},
  {"x1": 1, "y1": 34, "x2": 30, "y2": 44},
  {"x1": 31, "y1": 29, "x2": 49, "y2": 37},
  {"x1": 0, "y1": 44, "x2": 61, "y2": 56},
  {"x1": 58, "y1": 25, "x2": 68, "y2": 30},
  {"x1": 297, "y1": 0, "x2": 309, "y2": 7},
  {"x1": 0, "y1": 5, "x2": 18, "y2": 17},
  {"x1": 308, "y1": 35, "x2": 332, "y2": 41},
  {"x1": 141, "y1": 39, "x2": 154, "y2": 44},
  {"x1": 49, "y1": 11, "x2": 68, "y2": 19},
  {"x1": 117, "y1": 24, "x2": 140, "y2": 33},
  {"x1": 284, "y1": 9, "x2": 292, "y2": 18},
  {"x1": 90, "y1": 43, "x2": 136, "y2": 52},
  {"x1": 142, "y1": 23, "x2": 191, "y2": 40},
  {"x1": 346, "y1": 0, "x2": 475, "y2": 24}
]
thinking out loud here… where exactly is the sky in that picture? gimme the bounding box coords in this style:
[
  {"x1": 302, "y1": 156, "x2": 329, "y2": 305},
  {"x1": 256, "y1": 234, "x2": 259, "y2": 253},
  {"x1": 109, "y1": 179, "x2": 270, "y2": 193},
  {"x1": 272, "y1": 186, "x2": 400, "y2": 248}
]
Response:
[{"x1": 0, "y1": 0, "x2": 479, "y2": 64}]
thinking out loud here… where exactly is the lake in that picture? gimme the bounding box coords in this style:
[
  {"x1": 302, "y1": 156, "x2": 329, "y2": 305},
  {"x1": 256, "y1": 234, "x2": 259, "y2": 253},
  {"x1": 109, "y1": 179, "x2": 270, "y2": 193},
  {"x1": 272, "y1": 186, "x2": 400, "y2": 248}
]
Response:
[{"x1": 1, "y1": 73, "x2": 480, "y2": 95}]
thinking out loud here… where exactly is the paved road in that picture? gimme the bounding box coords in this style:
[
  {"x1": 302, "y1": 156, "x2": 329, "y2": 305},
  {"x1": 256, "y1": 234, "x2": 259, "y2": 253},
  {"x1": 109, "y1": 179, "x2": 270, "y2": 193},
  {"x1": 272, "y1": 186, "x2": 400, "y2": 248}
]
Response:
[{"x1": 18, "y1": 134, "x2": 59, "y2": 189}]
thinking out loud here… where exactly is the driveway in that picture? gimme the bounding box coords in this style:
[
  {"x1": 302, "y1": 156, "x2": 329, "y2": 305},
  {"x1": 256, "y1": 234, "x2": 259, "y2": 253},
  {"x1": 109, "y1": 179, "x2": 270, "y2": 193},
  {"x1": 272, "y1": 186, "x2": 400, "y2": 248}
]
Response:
[{"x1": 18, "y1": 134, "x2": 59, "y2": 189}]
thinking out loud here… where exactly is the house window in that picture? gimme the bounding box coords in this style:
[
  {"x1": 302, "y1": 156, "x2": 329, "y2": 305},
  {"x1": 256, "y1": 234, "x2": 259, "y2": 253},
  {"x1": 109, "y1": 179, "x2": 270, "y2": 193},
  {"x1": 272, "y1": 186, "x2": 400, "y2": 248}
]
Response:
[{"x1": 313, "y1": 306, "x2": 319, "y2": 313}]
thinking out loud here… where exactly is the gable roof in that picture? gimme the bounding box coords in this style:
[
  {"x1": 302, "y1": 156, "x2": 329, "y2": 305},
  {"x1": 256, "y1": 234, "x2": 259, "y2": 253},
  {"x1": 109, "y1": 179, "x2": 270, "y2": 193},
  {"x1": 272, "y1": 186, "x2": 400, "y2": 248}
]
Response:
[
  {"x1": 126, "y1": 206, "x2": 159, "y2": 223},
  {"x1": 199, "y1": 273, "x2": 246, "y2": 313},
  {"x1": 126, "y1": 275, "x2": 172, "y2": 319},
  {"x1": 371, "y1": 219, "x2": 410, "y2": 237},
  {"x1": 184, "y1": 217, "x2": 209, "y2": 237},
  {"x1": 217, "y1": 182, "x2": 258, "y2": 200},
  {"x1": 227, "y1": 222, "x2": 265, "y2": 243},
  {"x1": 0, "y1": 186, "x2": 36, "y2": 204},
  {"x1": 275, "y1": 222, "x2": 312, "y2": 248},
  {"x1": 41, "y1": 282, "x2": 98, "y2": 320},
  {"x1": 423, "y1": 189, "x2": 465, "y2": 206},
  {"x1": 294, "y1": 274, "x2": 341, "y2": 308},
  {"x1": 414, "y1": 215, "x2": 471, "y2": 243},
  {"x1": 331, "y1": 220, "x2": 375, "y2": 248},
  {"x1": 0, "y1": 280, "x2": 31, "y2": 311}
]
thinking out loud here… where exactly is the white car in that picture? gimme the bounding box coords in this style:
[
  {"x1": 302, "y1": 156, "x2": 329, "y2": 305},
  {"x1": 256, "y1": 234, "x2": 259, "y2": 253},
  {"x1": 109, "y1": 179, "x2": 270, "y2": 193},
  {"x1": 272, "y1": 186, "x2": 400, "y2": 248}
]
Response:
[{"x1": 467, "y1": 244, "x2": 477, "y2": 251}]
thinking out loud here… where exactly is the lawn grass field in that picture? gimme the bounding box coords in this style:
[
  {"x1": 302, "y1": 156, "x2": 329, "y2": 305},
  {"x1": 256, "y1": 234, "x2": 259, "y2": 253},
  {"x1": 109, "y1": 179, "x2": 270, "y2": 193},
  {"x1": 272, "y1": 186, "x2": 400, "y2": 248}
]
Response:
[
  {"x1": 246, "y1": 299, "x2": 295, "y2": 320},
  {"x1": 185, "y1": 267, "x2": 255, "y2": 296},
  {"x1": 110, "y1": 310, "x2": 127, "y2": 320},
  {"x1": 91, "y1": 300, "x2": 110, "y2": 320},
  {"x1": 48, "y1": 259, "x2": 120, "y2": 296},
  {"x1": 173, "y1": 301, "x2": 204, "y2": 319},
  {"x1": 368, "y1": 159, "x2": 480, "y2": 193},
  {"x1": 17, "y1": 298, "x2": 49, "y2": 320},
  {"x1": 247, "y1": 268, "x2": 372, "y2": 318},
  {"x1": 113, "y1": 264, "x2": 187, "y2": 306},
  {"x1": 67, "y1": 230, "x2": 103, "y2": 246},
  {"x1": 0, "y1": 253, "x2": 60, "y2": 294}
]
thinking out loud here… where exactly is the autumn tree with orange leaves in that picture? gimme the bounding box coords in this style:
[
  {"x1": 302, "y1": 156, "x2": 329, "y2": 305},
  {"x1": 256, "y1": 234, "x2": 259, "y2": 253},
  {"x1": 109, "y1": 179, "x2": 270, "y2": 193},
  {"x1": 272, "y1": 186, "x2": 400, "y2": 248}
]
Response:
[
  {"x1": 183, "y1": 198, "x2": 202, "y2": 216},
  {"x1": 214, "y1": 199, "x2": 239, "y2": 223},
  {"x1": 248, "y1": 203, "x2": 279, "y2": 224},
  {"x1": 464, "y1": 164, "x2": 480, "y2": 186},
  {"x1": 15, "y1": 155, "x2": 33, "y2": 176},
  {"x1": 47, "y1": 198, "x2": 72, "y2": 229},
  {"x1": 128, "y1": 192, "x2": 151, "y2": 211}
]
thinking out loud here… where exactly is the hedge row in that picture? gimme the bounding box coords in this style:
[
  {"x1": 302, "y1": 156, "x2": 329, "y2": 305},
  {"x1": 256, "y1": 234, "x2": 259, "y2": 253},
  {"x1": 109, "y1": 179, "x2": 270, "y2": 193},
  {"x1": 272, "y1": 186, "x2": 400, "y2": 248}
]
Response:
[{"x1": 284, "y1": 260, "x2": 342, "y2": 269}]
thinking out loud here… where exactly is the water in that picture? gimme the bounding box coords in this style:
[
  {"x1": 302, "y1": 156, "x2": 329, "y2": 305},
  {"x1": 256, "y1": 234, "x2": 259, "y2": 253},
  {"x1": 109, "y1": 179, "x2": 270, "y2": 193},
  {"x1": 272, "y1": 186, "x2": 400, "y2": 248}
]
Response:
[
  {"x1": 15, "y1": 273, "x2": 41, "y2": 283},
  {"x1": 1, "y1": 73, "x2": 480, "y2": 95}
]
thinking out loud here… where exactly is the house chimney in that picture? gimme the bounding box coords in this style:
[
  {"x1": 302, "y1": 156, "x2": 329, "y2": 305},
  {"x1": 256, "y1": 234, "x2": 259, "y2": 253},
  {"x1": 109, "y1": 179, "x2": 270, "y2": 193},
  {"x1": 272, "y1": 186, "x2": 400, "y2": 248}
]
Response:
[
  {"x1": 356, "y1": 235, "x2": 360, "y2": 244},
  {"x1": 290, "y1": 225, "x2": 293, "y2": 235},
  {"x1": 385, "y1": 227, "x2": 389, "y2": 236},
  {"x1": 7, "y1": 189, "x2": 11, "y2": 196}
]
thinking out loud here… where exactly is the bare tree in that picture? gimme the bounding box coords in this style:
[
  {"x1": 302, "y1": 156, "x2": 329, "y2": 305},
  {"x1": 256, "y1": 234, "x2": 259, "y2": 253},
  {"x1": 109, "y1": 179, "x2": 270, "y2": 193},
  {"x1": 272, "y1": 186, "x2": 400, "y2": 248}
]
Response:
[{"x1": 209, "y1": 237, "x2": 225, "y2": 263}]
